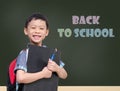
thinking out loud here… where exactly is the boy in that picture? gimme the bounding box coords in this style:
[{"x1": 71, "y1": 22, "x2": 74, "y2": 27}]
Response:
[{"x1": 14, "y1": 13, "x2": 68, "y2": 91}]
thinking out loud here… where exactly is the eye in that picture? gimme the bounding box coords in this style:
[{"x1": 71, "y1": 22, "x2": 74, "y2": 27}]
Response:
[
  {"x1": 31, "y1": 26, "x2": 36, "y2": 29},
  {"x1": 40, "y1": 27, "x2": 45, "y2": 30}
]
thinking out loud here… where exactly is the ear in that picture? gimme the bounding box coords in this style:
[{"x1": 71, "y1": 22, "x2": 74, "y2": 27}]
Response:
[
  {"x1": 24, "y1": 28, "x2": 28, "y2": 35},
  {"x1": 45, "y1": 29, "x2": 49, "y2": 36}
]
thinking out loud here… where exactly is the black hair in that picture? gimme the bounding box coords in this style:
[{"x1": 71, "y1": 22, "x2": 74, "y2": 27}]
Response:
[{"x1": 24, "y1": 13, "x2": 49, "y2": 29}]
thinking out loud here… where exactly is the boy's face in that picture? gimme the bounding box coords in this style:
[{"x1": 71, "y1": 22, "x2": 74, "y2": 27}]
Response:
[{"x1": 24, "y1": 19, "x2": 49, "y2": 46}]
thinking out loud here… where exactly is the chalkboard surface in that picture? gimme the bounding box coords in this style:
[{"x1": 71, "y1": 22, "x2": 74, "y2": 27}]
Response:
[{"x1": 0, "y1": 0, "x2": 120, "y2": 86}]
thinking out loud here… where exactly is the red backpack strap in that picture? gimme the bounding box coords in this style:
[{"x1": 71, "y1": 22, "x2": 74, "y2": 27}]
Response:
[{"x1": 9, "y1": 58, "x2": 16, "y2": 84}]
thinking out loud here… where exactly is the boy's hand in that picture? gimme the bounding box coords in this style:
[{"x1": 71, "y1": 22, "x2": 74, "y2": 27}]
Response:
[
  {"x1": 42, "y1": 67, "x2": 52, "y2": 78},
  {"x1": 47, "y1": 59, "x2": 59, "y2": 72},
  {"x1": 47, "y1": 59, "x2": 68, "y2": 79}
]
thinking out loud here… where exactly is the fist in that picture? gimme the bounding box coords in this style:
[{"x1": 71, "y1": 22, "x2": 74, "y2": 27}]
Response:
[
  {"x1": 42, "y1": 67, "x2": 52, "y2": 78},
  {"x1": 47, "y1": 59, "x2": 59, "y2": 72}
]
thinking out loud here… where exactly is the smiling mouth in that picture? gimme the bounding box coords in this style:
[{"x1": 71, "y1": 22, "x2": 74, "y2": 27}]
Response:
[{"x1": 33, "y1": 35, "x2": 41, "y2": 40}]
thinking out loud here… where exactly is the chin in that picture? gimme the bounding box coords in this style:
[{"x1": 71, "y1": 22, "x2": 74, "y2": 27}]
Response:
[{"x1": 31, "y1": 41, "x2": 40, "y2": 45}]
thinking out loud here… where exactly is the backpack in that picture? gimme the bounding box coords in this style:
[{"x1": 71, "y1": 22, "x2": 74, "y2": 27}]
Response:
[
  {"x1": 7, "y1": 58, "x2": 24, "y2": 91},
  {"x1": 7, "y1": 58, "x2": 16, "y2": 91}
]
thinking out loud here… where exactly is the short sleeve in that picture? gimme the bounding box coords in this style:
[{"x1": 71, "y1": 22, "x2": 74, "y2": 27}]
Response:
[
  {"x1": 14, "y1": 49, "x2": 27, "y2": 73},
  {"x1": 59, "y1": 60, "x2": 65, "y2": 68}
]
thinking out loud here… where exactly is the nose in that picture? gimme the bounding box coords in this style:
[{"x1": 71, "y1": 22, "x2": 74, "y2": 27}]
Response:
[{"x1": 35, "y1": 28, "x2": 41, "y2": 33}]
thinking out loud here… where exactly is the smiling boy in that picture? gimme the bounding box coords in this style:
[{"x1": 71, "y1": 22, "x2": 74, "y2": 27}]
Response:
[{"x1": 14, "y1": 13, "x2": 67, "y2": 91}]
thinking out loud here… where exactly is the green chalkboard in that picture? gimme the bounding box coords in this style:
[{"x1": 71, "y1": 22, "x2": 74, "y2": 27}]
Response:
[{"x1": 0, "y1": 0, "x2": 120, "y2": 86}]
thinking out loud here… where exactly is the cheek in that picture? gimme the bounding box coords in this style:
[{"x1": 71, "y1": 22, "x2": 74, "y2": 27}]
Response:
[
  {"x1": 41, "y1": 31, "x2": 48, "y2": 36},
  {"x1": 27, "y1": 31, "x2": 33, "y2": 35}
]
